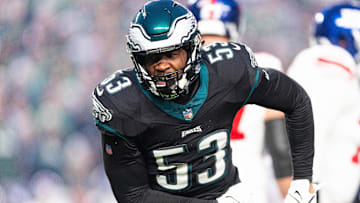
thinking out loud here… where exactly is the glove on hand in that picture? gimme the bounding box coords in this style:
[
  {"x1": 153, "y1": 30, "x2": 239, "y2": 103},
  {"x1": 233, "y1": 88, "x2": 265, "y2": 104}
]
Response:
[
  {"x1": 216, "y1": 183, "x2": 250, "y2": 203},
  {"x1": 285, "y1": 179, "x2": 319, "y2": 203},
  {"x1": 216, "y1": 195, "x2": 241, "y2": 203}
]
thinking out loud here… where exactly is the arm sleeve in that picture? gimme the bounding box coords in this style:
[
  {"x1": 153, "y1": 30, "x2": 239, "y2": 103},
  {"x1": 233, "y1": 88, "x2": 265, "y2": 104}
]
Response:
[
  {"x1": 100, "y1": 130, "x2": 217, "y2": 203},
  {"x1": 265, "y1": 118, "x2": 293, "y2": 178},
  {"x1": 248, "y1": 68, "x2": 314, "y2": 181}
]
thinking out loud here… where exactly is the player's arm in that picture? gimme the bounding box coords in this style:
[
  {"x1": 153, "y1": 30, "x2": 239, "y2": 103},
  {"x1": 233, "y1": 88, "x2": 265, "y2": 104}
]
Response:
[
  {"x1": 100, "y1": 129, "x2": 217, "y2": 203},
  {"x1": 248, "y1": 68, "x2": 318, "y2": 202},
  {"x1": 264, "y1": 111, "x2": 292, "y2": 180},
  {"x1": 264, "y1": 114, "x2": 293, "y2": 197},
  {"x1": 248, "y1": 68, "x2": 314, "y2": 182},
  {"x1": 228, "y1": 43, "x2": 315, "y2": 201}
]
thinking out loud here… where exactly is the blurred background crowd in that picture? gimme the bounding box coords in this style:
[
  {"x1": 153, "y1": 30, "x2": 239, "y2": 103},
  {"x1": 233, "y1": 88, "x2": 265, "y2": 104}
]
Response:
[{"x1": 0, "y1": 0, "x2": 351, "y2": 202}]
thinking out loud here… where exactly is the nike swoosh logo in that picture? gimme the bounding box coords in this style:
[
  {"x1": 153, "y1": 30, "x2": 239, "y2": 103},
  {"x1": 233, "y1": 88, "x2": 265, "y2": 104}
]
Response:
[
  {"x1": 96, "y1": 86, "x2": 104, "y2": 96},
  {"x1": 295, "y1": 191, "x2": 303, "y2": 200},
  {"x1": 309, "y1": 195, "x2": 315, "y2": 202},
  {"x1": 289, "y1": 190, "x2": 315, "y2": 203},
  {"x1": 289, "y1": 191, "x2": 303, "y2": 203},
  {"x1": 289, "y1": 193, "x2": 301, "y2": 203}
]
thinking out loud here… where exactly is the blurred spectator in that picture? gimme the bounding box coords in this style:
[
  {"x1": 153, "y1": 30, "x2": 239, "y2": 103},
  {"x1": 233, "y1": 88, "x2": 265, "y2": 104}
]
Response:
[{"x1": 0, "y1": 0, "x2": 350, "y2": 202}]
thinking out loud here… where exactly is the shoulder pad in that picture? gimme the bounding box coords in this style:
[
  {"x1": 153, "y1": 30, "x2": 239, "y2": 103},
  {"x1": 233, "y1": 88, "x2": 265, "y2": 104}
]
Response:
[
  {"x1": 92, "y1": 68, "x2": 148, "y2": 137},
  {"x1": 96, "y1": 69, "x2": 134, "y2": 96},
  {"x1": 201, "y1": 41, "x2": 258, "y2": 68}
]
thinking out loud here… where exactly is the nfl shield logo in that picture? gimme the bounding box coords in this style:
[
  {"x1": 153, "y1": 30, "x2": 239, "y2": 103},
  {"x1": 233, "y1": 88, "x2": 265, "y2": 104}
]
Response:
[
  {"x1": 105, "y1": 144, "x2": 113, "y2": 155},
  {"x1": 183, "y1": 108, "x2": 193, "y2": 121}
]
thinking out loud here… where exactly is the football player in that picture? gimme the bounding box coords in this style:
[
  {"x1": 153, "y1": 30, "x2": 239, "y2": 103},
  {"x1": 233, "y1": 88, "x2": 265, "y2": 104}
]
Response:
[
  {"x1": 187, "y1": 0, "x2": 292, "y2": 201},
  {"x1": 287, "y1": 3, "x2": 360, "y2": 203},
  {"x1": 92, "y1": 1, "x2": 316, "y2": 202}
]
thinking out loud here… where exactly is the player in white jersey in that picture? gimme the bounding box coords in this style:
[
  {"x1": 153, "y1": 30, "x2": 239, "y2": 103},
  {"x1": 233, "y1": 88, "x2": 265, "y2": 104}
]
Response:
[
  {"x1": 230, "y1": 52, "x2": 287, "y2": 203},
  {"x1": 287, "y1": 3, "x2": 360, "y2": 203},
  {"x1": 187, "y1": 1, "x2": 292, "y2": 202}
]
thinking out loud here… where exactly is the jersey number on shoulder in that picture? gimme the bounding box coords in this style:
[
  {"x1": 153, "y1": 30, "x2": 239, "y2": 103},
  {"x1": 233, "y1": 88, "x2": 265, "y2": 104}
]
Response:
[
  {"x1": 152, "y1": 130, "x2": 228, "y2": 191},
  {"x1": 202, "y1": 42, "x2": 241, "y2": 64},
  {"x1": 99, "y1": 70, "x2": 131, "y2": 95}
]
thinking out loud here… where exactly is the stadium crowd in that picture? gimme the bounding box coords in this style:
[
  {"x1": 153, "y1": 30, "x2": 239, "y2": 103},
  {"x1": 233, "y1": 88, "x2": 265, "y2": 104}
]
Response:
[{"x1": 0, "y1": 0, "x2": 351, "y2": 202}]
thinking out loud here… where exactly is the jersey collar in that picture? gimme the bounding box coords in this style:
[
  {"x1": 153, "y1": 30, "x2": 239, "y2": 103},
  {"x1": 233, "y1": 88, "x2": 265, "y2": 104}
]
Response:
[{"x1": 136, "y1": 62, "x2": 209, "y2": 122}]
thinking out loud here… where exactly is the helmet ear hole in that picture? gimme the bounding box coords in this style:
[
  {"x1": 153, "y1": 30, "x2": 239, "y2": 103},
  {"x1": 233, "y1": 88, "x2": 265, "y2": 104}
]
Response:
[{"x1": 338, "y1": 37, "x2": 347, "y2": 48}]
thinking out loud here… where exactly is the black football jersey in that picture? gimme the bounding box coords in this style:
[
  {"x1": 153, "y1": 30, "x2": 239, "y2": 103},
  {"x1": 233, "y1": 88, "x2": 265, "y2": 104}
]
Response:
[
  {"x1": 92, "y1": 42, "x2": 314, "y2": 201},
  {"x1": 92, "y1": 42, "x2": 262, "y2": 199}
]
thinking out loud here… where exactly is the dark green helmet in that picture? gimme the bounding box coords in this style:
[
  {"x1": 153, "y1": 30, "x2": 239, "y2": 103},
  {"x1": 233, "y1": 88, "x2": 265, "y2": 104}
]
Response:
[{"x1": 127, "y1": 0, "x2": 201, "y2": 100}]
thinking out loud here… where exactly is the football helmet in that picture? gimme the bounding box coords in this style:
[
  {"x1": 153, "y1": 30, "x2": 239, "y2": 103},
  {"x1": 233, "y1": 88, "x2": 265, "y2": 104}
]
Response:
[
  {"x1": 187, "y1": 0, "x2": 242, "y2": 41},
  {"x1": 127, "y1": 0, "x2": 201, "y2": 100},
  {"x1": 313, "y1": 3, "x2": 360, "y2": 63}
]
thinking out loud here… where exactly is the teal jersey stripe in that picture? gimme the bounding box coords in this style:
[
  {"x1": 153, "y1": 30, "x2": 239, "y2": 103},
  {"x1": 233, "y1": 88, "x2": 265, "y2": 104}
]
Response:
[
  {"x1": 241, "y1": 67, "x2": 260, "y2": 108},
  {"x1": 94, "y1": 119, "x2": 129, "y2": 143},
  {"x1": 137, "y1": 63, "x2": 209, "y2": 122}
]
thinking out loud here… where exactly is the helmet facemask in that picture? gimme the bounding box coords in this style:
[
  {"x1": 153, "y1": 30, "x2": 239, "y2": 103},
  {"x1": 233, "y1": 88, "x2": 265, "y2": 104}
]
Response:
[
  {"x1": 130, "y1": 33, "x2": 201, "y2": 100},
  {"x1": 351, "y1": 29, "x2": 360, "y2": 63}
]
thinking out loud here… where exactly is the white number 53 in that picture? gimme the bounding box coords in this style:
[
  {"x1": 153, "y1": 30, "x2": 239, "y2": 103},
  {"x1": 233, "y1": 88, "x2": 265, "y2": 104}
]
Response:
[
  {"x1": 152, "y1": 130, "x2": 229, "y2": 191},
  {"x1": 202, "y1": 41, "x2": 241, "y2": 64}
]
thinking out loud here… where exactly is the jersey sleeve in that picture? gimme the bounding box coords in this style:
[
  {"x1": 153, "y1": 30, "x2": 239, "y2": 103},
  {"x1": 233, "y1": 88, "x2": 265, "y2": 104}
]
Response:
[
  {"x1": 91, "y1": 67, "x2": 155, "y2": 138},
  {"x1": 92, "y1": 84, "x2": 143, "y2": 137},
  {"x1": 248, "y1": 68, "x2": 315, "y2": 181},
  {"x1": 218, "y1": 42, "x2": 261, "y2": 90},
  {"x1": 92, "y1": 84, "x2": 148, "y2": 202},
  {"x1": 234, "y1": 43, "x2": 264, "y2": 105},
  {"x1": 201, "y1": 42, "x2": 265, "y2": 106}
]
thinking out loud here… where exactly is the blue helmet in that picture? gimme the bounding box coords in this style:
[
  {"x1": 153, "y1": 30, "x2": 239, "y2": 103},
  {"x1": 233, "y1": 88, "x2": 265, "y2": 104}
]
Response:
[
  {"x1": 127, "y1": 0, "x2": 201, "y2": 100},
  {"x1": 187, "y1": 0, "x2": 242, "y2": 41},
  {"x1": 314, "y1": 3, "x2": 360, "y2": 62}
]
